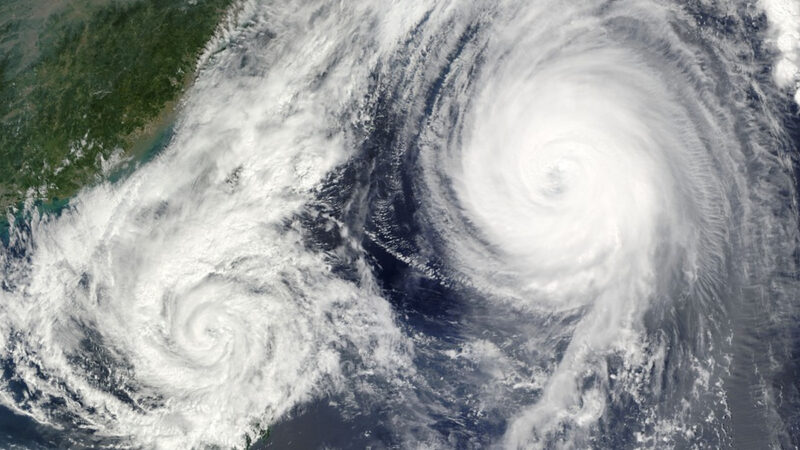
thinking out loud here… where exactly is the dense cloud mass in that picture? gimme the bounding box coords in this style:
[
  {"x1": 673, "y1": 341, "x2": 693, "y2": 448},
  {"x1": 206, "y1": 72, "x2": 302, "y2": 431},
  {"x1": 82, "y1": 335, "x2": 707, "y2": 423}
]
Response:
[{"x1": 1, "y1": 0, "x2": 800, "y2": 448}]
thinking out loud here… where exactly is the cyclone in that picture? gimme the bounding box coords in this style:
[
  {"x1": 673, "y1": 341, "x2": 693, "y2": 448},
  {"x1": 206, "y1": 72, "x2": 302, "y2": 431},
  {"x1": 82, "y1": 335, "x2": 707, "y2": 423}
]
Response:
[{"x1": 1, "y1": 0, "x2": 800, "y2": 448}]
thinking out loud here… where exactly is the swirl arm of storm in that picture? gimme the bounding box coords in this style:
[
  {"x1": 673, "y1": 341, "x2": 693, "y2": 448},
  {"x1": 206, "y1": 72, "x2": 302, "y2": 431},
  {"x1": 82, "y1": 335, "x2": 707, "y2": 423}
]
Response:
[{"x1": 1, "y1": 0, "x2": 800, "y2": 449}]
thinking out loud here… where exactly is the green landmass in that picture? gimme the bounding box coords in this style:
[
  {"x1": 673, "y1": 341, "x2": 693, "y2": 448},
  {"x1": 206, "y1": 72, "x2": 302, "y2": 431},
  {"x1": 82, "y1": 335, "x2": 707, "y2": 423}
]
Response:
[{"x1": 0, "y1": 0, "x2": 233, "y2": 212}]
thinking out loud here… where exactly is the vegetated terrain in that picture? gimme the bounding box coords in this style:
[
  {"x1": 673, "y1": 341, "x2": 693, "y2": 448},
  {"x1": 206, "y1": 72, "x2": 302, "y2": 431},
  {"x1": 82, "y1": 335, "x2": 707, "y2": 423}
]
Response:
[{"x1": 0, "y1": 0, "x2": 233, "y2": 212}]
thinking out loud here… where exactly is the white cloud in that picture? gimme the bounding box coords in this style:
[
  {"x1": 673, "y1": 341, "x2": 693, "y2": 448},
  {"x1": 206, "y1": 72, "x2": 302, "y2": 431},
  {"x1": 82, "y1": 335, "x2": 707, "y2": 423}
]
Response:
[{"x1": 761, "y1": 0, "x2": 800, "y2": 106}]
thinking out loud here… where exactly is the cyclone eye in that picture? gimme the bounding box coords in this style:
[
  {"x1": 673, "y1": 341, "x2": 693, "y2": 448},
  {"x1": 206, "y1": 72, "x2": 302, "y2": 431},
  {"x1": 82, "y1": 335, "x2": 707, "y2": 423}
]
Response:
[{"x1": 541, "y1": 160, "x2": 570, "y2": 196}]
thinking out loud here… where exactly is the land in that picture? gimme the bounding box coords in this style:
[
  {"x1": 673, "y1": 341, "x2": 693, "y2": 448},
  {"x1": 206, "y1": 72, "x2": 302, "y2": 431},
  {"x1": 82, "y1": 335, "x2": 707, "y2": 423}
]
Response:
[{"x1": 0, "y1": 0, "x2": 234, "y2": 212}]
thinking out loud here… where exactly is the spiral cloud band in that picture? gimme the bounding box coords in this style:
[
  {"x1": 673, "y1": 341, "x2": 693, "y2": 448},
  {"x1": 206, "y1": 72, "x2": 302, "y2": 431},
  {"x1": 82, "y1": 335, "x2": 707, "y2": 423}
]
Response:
[{"x1": 1, "y1": 0, "x2": 799, "y2": 448}]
